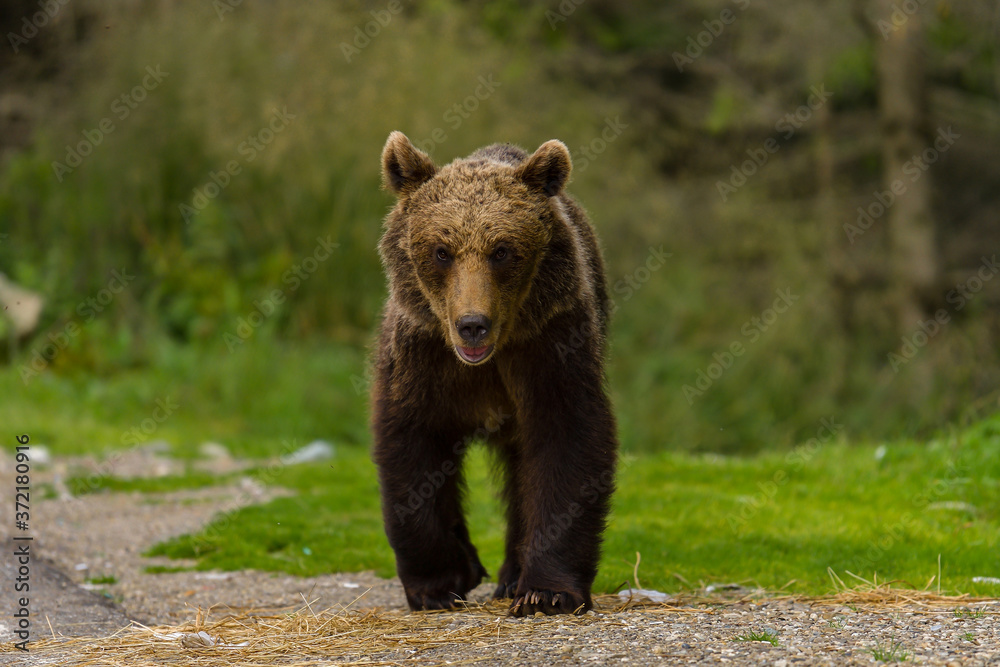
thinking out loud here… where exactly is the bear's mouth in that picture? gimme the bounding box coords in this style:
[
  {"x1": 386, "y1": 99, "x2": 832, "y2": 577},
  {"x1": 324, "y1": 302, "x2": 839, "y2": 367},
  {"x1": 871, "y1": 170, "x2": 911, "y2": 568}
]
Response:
[{"x1": 456, "y1": 344, "x2": 494, "y2": 365}]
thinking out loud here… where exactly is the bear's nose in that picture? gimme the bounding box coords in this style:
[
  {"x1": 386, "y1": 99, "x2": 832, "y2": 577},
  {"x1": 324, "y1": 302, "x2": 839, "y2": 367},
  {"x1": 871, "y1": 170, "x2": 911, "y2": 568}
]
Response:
[{"x1": 456, "y1": 314, "x2": 492, "y2": 345}]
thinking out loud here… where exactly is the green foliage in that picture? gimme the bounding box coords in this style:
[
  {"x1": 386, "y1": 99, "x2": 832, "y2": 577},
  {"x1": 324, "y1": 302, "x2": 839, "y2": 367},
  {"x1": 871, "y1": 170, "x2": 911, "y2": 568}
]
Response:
[
  {"x1": 927, "y1": 9, "x2": 997, "y2": 96},
  {"x1": 824, "y1": 44, "x2": 876, "y2": 108},
  {"x1": 705, "y1": 85, "x2": 741, "y2": 135}
]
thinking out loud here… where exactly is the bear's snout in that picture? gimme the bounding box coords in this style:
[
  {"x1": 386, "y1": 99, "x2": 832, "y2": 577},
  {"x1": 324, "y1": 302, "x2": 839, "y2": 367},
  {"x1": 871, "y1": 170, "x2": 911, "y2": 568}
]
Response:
[
  {"x1": 453, "y1": 313, "x2": 495, "y2": 364},
  {"x1": 456, "y1": 314, "x2": 492, "y2": 345}
]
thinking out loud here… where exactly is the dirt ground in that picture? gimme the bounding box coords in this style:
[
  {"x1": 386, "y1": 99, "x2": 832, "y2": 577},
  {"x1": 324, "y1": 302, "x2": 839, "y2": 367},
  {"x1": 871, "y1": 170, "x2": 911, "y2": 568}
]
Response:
[{"x1": 1, "y1": 447, "x2": 998, "y2": 666}]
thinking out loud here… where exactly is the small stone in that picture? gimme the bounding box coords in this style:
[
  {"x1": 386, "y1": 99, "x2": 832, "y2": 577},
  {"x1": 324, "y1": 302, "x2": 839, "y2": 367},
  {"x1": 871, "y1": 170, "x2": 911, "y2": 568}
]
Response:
[
  {"x1": 199, "y1": 442, "x2": 231, "y2": 459},
  {"x1": 283, "y1": 440, "x2": 335, "y2": 464},
  {"x1": 144, "y1": 440, "x2": 172, "y2": 454},
  {"x1": 27, "y1": 444, "x2": 52, "y2": 465}
]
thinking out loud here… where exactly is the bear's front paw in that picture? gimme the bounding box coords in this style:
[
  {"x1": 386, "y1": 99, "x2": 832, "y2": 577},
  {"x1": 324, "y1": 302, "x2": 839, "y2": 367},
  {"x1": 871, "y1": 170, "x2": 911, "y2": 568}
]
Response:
[
  {"x1": 492, "y1": 560, "x2": 520, "y2": 600},
  {"x1": 509, "y1": 588, "x2": 589, "y2": 616},
  {"x1": 402, "y1": 558, "x2": 487, "y2": 611}
]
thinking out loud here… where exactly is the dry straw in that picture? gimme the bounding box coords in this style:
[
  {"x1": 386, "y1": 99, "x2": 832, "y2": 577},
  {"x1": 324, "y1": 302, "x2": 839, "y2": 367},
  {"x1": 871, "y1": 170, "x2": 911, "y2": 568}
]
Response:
[{"x1": 6, "y1": 583, "x2": 996, "y2": 666}]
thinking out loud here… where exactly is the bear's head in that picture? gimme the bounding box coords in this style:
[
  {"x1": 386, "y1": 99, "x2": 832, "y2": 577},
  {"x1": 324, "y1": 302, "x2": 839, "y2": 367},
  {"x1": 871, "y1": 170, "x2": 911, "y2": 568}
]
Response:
[{"x1": 380, "y1": 131, "x2": 574, "y2": 366}]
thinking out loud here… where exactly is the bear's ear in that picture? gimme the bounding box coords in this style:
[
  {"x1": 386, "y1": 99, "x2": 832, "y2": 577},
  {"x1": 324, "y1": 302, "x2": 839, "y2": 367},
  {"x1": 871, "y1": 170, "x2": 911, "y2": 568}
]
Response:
[
  {"x1": 381, "y1": 131, "x2": 437, "y2": 196},
  {"x1": 516, "y1": 139, "x2": 572, "y2": 196}
]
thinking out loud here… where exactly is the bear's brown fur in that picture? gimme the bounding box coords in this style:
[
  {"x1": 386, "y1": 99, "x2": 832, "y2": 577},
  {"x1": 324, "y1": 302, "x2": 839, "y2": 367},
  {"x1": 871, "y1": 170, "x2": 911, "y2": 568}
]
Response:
[{"x1": 371, "y1": 131, "x2": 618, "y2": 616}]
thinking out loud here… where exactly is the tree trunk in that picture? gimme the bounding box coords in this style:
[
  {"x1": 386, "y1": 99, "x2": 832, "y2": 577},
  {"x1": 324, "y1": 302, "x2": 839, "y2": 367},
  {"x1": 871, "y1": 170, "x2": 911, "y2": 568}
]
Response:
[{"x1": 872, "y1": 0, "x2": 939, "y2": 332}]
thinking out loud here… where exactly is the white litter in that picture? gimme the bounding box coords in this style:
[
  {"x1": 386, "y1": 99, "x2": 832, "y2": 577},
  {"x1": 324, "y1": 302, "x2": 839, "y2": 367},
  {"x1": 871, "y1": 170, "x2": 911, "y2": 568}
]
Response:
[
  {"x1": 154, "y1": 630, "x2": 249, "y2": 649},
  {"x1": 618, "y1": 588, "x2": 669, "y2": 603}
]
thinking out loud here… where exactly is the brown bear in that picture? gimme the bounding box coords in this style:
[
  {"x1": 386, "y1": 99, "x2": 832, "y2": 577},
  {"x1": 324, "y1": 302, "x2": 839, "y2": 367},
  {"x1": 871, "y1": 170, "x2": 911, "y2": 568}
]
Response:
[{"x1": 371, "y1": 131, "x2": 618, "y2": 616}]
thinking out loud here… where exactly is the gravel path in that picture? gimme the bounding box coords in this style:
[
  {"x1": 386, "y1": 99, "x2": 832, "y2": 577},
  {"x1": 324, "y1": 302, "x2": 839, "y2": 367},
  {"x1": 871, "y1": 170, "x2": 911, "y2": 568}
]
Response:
[{"x1": 1, "y1": 449, "x2": 998, "y2": 665}]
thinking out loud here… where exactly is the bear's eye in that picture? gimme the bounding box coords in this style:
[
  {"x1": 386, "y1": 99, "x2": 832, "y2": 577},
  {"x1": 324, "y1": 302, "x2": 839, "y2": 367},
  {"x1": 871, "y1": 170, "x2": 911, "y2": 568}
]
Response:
[
  {"x1": 435, "y1": 246, "x2": 451, "y2": 263},
  {"x1": 492, "y1": 247, "x2": 508, "y2": 262}
]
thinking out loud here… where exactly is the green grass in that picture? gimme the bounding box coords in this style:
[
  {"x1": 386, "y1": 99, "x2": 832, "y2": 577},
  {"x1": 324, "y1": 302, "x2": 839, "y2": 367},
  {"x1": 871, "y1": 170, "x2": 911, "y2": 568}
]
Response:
[
  {"x1": 868, "y1": 635, "x2": 911, "y2": 663},
  {"x1": 143, "y1": 412, "x2": 1000, "y2": 597},
  {"x1": 1, "y1": 339, "x2": 370, "y2": 459},
  {"x1": 4, "y1": 343, "x2": 999, "y2": 597},
  {"x1": 143, "y1": 565, "x2": 192, "y2": 575},
  {"x1": 733, "y1": 629, "x2": 780, "y2": 646},
  {"x1": 67, "y1": 470, "x2": 240, "y2": 496}
]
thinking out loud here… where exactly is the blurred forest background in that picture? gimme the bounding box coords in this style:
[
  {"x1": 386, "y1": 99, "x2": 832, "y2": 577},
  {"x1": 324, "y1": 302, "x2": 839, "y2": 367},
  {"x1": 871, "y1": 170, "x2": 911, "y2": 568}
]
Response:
[{"x1": 1, "y1": 0, "x2": 997, "y2": 454}]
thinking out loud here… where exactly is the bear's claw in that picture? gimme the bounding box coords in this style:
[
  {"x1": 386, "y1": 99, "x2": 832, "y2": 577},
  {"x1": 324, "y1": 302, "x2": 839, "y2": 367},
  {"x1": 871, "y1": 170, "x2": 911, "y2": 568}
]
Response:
[{"x1": 508, "y1": 588, "x2": 588, "y2": 616}]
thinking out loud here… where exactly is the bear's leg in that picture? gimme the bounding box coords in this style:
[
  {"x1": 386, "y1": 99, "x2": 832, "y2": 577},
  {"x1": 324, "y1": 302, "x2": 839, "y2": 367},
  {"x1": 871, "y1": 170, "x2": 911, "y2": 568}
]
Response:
[
  {"x1": 372, "y1": 420, "x2": 487, "y2": 610},
  {"x1": 492, "y1": 441, "x2": 524, "y2": 600},
  {"x1": 498, "y1": 334, "x2": 618, "y2": 616},
  {"x1": 511, "y1": 437, "x2": 614, "y2": 616}
]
